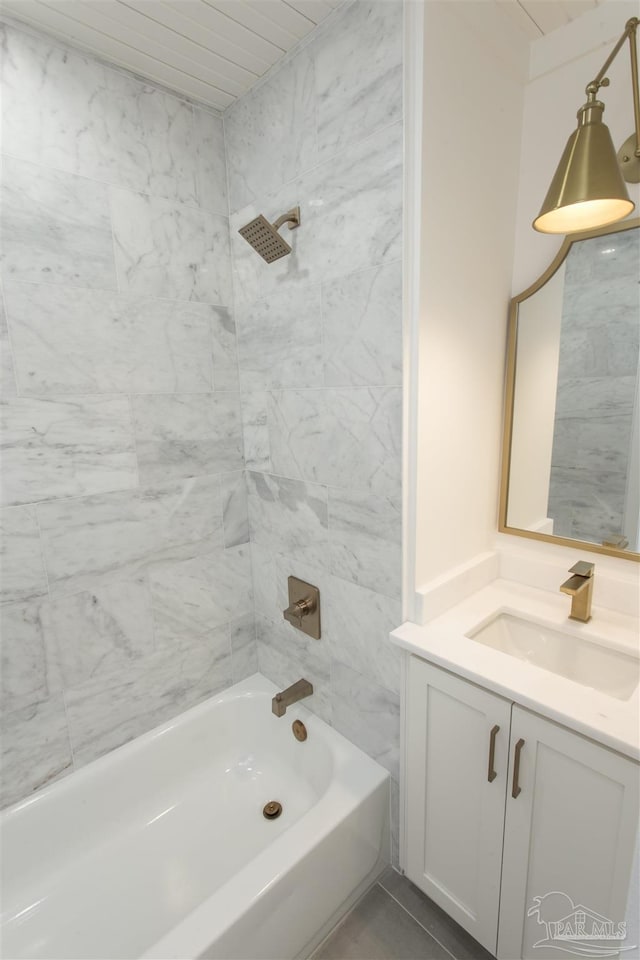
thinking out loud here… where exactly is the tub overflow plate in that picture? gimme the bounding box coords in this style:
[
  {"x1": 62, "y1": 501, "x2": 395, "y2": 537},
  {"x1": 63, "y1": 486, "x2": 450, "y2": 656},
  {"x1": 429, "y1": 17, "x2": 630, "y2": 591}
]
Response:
[{"x1": 263, "y1": 800, "x2": 283, "y2": 820}]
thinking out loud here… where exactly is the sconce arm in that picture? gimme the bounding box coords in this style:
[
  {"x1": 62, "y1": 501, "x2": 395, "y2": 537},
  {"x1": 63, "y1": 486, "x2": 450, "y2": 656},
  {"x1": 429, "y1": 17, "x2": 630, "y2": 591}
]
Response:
[{"x1": 587, "y1": 18, "x2": 640, "y2": 160}]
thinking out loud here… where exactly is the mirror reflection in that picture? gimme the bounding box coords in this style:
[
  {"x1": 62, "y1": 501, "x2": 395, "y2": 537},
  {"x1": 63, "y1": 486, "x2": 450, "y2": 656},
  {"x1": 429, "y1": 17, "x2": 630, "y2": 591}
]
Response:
[{"x1": 502, "y1": 221, "x2": 639, "y2": 557}]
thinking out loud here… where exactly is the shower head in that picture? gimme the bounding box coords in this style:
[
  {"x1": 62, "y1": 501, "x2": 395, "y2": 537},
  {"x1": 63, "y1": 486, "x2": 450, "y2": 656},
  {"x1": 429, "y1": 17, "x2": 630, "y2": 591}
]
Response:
[{"x1": 238, "y1": 207, "x2": 300, "y2": 263}]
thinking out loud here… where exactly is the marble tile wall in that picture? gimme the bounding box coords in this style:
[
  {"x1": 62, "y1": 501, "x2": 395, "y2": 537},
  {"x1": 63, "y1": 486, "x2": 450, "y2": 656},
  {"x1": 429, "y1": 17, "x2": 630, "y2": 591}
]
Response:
[
  {"x1": 225, "y1": 0, "x2": 404, "y2": 861},
  {"x1": 548, "y1": 228, "x2": 639, "y2": 545},
  {"x1": 0, "y1": 22, "x2": 254, "y2": 808}
]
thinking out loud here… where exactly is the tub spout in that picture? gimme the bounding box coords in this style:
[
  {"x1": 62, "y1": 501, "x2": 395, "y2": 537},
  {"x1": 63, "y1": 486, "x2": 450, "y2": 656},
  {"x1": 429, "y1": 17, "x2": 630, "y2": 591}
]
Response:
[{"x1": 272, "y1": 679, "x2": 313, "y2": 717}]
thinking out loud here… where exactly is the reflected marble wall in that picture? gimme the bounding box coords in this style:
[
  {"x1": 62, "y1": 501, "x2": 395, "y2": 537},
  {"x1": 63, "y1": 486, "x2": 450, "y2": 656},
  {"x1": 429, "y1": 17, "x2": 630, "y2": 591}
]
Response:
[
  {"x1": 225, "y1": 0, "x2": 404, "y2": 862},
  {"x1": 0, "y1": 22, "x2": 253, "y2": 807},
  {"x1": 548, "y1": 229, "x2": 640, "y2": 545}
]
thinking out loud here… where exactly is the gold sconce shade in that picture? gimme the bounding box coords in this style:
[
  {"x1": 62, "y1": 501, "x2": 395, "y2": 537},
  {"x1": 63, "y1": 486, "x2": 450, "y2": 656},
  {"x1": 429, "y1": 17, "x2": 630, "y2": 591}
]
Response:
[
  {"x1": 533, "y1": 100, "x2": 635, "y2": 234},
  {"x1": 534, "y1": 16, "x2": 639, "y2": 235}
]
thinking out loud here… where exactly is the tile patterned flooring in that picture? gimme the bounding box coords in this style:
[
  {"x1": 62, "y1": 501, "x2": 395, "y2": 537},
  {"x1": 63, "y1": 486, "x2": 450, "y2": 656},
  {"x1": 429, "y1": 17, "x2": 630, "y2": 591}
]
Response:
[{"x1": 311, "y1": 866, "x2": 496, "y2": 960}]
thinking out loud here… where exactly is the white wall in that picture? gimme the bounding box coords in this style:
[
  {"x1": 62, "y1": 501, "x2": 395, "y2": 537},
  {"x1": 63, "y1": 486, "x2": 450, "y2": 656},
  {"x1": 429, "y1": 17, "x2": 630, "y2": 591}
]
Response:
[{"x1": 412, "y1": 1, "x2": 528, "y2": 593}]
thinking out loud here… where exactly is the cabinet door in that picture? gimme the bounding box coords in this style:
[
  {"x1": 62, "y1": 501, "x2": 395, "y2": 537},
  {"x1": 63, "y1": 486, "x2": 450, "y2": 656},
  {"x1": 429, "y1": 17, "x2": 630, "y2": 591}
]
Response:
[
  {"x1": 498, "y1": 706, "x2": 640, "y2": 960},
  {"x1": 405, "y1": 657, "x2": 512, "y2": 954}
]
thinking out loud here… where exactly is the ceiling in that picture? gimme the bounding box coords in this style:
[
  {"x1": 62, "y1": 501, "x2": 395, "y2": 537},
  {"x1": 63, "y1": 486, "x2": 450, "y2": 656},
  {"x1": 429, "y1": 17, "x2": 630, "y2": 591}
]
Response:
[
  {"x1": 0, "y1": 0, "x2": 342, "y2": 109},
  {"x1": 1, "y1": 0, "x2": 605, "y2": 111},
  {"x1": 499, "y1": 0, "x2": 603, "y2": 41}
]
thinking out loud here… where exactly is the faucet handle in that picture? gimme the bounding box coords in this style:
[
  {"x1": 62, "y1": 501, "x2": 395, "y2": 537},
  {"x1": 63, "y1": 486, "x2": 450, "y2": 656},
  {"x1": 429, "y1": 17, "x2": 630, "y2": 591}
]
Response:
[
  {"x1": 283, "y1": 597, "x2": 314, "y2": 629},
  {"x1": 568, "y1": 561, "x2": 594, "y2": 578}
]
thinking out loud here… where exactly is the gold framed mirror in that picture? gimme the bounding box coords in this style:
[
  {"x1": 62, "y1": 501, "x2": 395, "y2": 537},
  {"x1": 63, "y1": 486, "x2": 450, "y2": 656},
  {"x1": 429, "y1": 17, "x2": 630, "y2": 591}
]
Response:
[{"x1": 499, "y1": 217, "x2": 639, "y2": 561}]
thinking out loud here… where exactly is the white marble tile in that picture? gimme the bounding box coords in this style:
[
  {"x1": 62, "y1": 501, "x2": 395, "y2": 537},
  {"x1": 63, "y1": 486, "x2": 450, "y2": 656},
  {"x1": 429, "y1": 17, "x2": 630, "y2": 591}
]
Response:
[
  {"x1": 314, "y1": 1, "x2": 403, "y2": 163},
  {"x1": 0, "y1": 599, "x2": 59, "y2": 712},
  {"x1": 4, "y1": 282, "x2": 216, "y2": 395},
  {"x1": 0, "y1": 695, "x2": 72, "y2": 809},
  {"x1": 149, "y1": 544, "x2": 252, "y2": 643},
  {"x1": 224, "y1": 48, "x2": 317, "y2": 214},
  {"x1": 229, "y1": 180, "x2": 303, "y2": 312},
  {"x1": 325, "y1": 576, "x2": 402, "y2": 695},
  {"x1": 236, "y1": 284, "x2": 323, "y2": 390},
  {"x1": 296, "y1": 120, "x2": 402, "y2": 285},
  {"x1": 0, "y1": 339, "x2": 16, "y2": 398},
  {"x1": 250, "y1": 541, "x2": 279, "y2": 622},
  {"x1": 111, "y1": 188, "x2": 232, "y2": 305},
  {"x1": 230, "y1": 613, "x2": 258, "y2": 683},
  {"x1": 267, "y1": 387, "x2": 402, "y2": 496},
  {"x1": 328, "y1": 489, "x2": 401, "y2": 599},
  {"x1": 246, "y1": 471, "x2": 329, "y2": 568},
  {"x1": 221, "y1": 471, "x2": 249, "y2": 547},
  {"x1": 48, "y1": 578, "x2": 155, "y2": 690},
  {"x1": 330, "y1": 660, "x2": 399, "y2": 780},
  {"x1": 256, "y1": 614, "x2": 332, "y2": 724},
  {"x1": 132, "y1": 394, "x2": 244, "y2": 485},
  {"x1": 241, "y1": 393, "x2": 272, "y2": 472},
  {"x1": 65, "y1": 623, "x2": 232, "y2": 766},
  {"x1": 0, "y1": 285, "x2": 16, "y2": 397},
  {"x1": 322, "y1": 262, "x2": 402, "y2": 387},
  {"x1": 551, "y1": 414, "x2": 633, "y2": 474},
  {"x1": 229, "y1": 122, "x2": 402, "y2": 306},
  {"x1": 1, "y1": 395, "x2": 138, "y2": 507},
  {"x1": 1, "y1": 23, "x2": 200, "y2": 204},
  {"x1": 554, "y1": 376, "x2": 636, "y2": 421},
  {"x1": 0, "y1": 505, "x2": 47, "y2": 604},
  {"x1": 193, "y1": 107, "x2": 228, "y2": 216},
  {"x1": 211, "y1": 307, "x2": 240, "y2": 393},
  {"x1": 1, "y1": 286, "x2": 16, "y2": 397},
  {"x1": 1, "y1": 157, "x2": 116, "y2": 290},
  {"x1": 0, "y1": 291, "x2": 7, "y2": 339},
  {"x1": 38, "y1": 477, "x2": 224, "y2": 598}
]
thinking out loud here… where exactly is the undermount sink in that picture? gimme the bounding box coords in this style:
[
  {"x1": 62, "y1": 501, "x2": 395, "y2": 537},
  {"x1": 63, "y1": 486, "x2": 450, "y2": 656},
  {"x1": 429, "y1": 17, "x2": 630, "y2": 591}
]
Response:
[{"x1": 467, "y1": 613, "x2": 639, "y2": 701}]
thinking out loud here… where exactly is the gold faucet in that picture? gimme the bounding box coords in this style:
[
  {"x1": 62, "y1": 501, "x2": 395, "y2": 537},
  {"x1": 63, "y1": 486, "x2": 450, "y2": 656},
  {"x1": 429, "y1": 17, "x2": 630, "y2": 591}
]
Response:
[
  {"x1": 559, "y1": 561, "x2": 595, "y2": 622},
  {"x1": 271, "y1": 678, "x2": 313, "y2": 717}
]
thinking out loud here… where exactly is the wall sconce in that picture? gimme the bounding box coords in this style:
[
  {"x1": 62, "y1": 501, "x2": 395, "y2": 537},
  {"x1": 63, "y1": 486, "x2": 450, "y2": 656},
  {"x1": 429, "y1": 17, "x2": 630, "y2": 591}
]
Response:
[{"x1": 533, "y1": 17, "x2": 639, "y2": 234}]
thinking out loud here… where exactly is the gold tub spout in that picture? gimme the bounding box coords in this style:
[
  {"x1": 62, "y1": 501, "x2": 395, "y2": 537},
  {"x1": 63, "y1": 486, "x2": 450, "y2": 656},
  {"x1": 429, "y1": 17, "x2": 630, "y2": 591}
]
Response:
[{"x1": 272, "y1": 679, "x2": 313, "y2": 717}]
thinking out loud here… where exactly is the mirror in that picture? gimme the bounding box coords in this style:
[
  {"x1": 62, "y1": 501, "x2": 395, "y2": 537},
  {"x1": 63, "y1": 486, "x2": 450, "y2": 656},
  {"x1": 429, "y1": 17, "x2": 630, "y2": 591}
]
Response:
[{"x1": 500, "y1": 218, "x2": 639, "y2": 561}]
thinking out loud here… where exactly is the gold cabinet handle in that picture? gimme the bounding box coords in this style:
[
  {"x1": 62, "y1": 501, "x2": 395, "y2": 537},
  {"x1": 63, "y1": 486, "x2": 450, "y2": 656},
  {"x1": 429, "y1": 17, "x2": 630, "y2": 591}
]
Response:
[
  {"x1": 512, "y1": 738, "x2": 525, "y2": 798},
  {"x1": 487, "y1": 724, "x2": 500, "y2": 782}
]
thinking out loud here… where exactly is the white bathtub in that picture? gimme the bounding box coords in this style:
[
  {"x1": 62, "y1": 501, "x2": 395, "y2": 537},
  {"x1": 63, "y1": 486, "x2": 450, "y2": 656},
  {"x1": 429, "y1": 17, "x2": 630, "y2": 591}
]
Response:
[{"x1": 0, "y1": 674, "x2": 390, "y2": 960}]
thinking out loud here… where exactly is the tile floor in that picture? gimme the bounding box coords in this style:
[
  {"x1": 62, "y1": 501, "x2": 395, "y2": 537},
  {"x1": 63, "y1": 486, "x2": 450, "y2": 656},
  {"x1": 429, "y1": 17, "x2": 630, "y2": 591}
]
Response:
[{"x1": 311, "y1": 866, "x2": 496, "y2": 960}]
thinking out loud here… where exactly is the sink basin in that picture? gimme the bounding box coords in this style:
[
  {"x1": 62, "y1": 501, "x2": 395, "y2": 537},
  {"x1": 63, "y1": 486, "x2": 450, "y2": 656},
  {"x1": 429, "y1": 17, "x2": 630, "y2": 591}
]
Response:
[{"x1": 467, "y1": 613, "x2": 639, "y2": 701}]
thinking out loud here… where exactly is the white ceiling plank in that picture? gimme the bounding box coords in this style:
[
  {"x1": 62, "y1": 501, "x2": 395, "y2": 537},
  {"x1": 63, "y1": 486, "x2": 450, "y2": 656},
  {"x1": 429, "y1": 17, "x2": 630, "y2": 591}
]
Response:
[
  {"x1": 208, "y1": 1, "x2": 295, "y2": 49},
  {"x1": 117, "y1": 0, "x2": 271, "y2": 76},
  {"x1": 244, "y1": 0, "x2": 315, "y2": 39},
  {"x1": 498, "y1": 1, "x2": 543, "y2": 40},
  {"x1": 168, "y1": 1, "x2": 283, "y2": 65},
  {"x1": 520, "y1": 1, "x2": 570, "y2": 35},
  {"x1": 66, "y1": 0, "x2": 256, "y2": 88},
  {"x1": 3, "y1": 0, "x2": 234, "y2": 107},
  {"x1": 283, "y1": 0, "x2": 333, "y2": 25},
  {"x1": 561, "y1": 0, "x2": 598, "y2": 19}
]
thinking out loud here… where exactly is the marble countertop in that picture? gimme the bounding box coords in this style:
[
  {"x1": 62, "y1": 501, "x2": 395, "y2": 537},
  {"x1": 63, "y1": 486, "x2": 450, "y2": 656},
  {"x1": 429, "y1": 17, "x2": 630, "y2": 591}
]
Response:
[{"x1": 391, "y1": 578, "x2": 640, "y2": 761}]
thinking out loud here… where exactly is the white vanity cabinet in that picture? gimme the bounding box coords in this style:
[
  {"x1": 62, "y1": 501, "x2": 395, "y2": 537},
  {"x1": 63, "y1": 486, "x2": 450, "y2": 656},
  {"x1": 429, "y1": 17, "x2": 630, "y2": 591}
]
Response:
[{"x1": 405, "y1": 656, "x2": 639, "y2": 959}]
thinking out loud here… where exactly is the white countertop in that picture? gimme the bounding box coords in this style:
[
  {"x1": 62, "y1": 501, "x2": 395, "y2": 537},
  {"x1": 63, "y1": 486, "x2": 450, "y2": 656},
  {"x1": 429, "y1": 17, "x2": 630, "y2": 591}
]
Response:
[{"x1": 391, "y1": 579, "x2": 640, "y2": 761}]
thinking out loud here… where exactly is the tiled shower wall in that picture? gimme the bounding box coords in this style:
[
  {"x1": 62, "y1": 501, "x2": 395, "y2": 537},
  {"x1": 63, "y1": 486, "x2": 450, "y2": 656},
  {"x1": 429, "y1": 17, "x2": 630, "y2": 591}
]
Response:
[
  {"x1": 225, "y1": 0, "x2": 404, "y2": 856},
  {"x1": 0, "y1": 0, "x2": 404, "y2": 832},
  {"x1": 548, "y1": 227, "x2": 640, "y2": 544},
  {"x1": 0, "y1": 22, "x2": 254, "y2": 808}
]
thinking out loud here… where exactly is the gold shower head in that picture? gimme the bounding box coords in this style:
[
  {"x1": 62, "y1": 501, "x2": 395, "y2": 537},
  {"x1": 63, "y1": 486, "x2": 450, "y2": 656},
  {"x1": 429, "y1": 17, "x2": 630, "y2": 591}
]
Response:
[{"x1": 238, "y1": 207, "x2": 301, "y2": 263}]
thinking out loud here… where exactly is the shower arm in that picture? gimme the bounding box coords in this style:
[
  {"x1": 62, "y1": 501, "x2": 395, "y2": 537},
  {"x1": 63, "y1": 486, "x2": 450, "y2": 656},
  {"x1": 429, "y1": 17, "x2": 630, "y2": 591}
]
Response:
[{"x1": 272, "y1": 208, "x2": 301, "y2": 232}]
